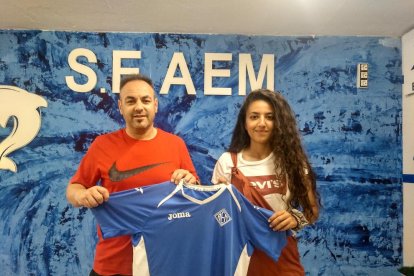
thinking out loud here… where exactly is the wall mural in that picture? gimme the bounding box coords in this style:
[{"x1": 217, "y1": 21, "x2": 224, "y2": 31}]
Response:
[
  {"x1": 0, "y1": 85, "x2": 48, "y2": 172},
  {"x1": 0, "y1": 30, "x2": 402, "y2": 275}
]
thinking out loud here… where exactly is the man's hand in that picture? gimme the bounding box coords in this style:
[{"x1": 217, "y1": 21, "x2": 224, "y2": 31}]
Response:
[
  {"x1": 171, "y1": 169, "x2": 197, "y2": 185},
  {"x1": 67, "y1": 183, "x2": 109, "y2": 208},
  {"x1": 268, "y1": 210, "x2": 298, "y2": 231},
  {"x1": 76, "y1": 186, "x2": 110, "y2": 208}
]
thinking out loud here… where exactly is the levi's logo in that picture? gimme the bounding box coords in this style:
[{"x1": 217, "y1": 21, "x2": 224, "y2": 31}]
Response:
[
  {"x1": 108, "y1": 162, "x2": 168, "y2": 182},
  {"x1": 246, "y1": 175, "x2": 286, "y2": 196},
  {"x1": 251, "y1": 179, "x2": 282, "y2": 189},
  {"x1": 168, "y1": 212, "x2": 191, "y2": 220}
]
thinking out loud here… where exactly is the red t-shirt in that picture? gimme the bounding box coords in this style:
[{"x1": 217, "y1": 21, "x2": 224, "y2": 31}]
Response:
[{"x1": 70, "y1": 128, "x2": 197, "y2": 275}]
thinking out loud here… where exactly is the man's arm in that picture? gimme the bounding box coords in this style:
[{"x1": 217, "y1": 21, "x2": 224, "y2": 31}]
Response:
[
  {"x1": 171, "y1": 137, "x2": 199, "y2": 184},
  {"x1": 66, "y1": 183, "x2": 109, "y2": 208}
]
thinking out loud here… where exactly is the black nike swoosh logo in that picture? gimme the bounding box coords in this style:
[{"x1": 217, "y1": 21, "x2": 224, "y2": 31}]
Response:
[{"x1": 109, "y1": 162, "x2": 168, "y2": 182}]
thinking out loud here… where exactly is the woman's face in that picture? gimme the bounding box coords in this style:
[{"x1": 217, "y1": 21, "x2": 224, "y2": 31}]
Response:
[{"x1": 245, "y1": 99, "x2": 274, "y2": 146}]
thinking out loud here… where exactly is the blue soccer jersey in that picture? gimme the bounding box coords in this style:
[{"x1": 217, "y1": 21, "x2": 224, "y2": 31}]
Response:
[{"x1": 91, "y1": 181, "x2": 288, "y2": 276}]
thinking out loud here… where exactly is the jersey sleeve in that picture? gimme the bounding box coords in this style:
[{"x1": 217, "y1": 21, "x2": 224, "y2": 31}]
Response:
[
  {"x1": 91, "y1": 184, "x2": 170, "y2": 239},
  {"x1": 211, "y1": 152, "x2": 232, "y2": 184},
  {"x1": 237, "y1": 190, "x2": 289, "y2": 261}
]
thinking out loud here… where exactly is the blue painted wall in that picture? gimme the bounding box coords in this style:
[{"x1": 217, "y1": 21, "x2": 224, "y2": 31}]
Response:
[{"x1": 0, "y1": 31, "x2": 402, "y2": 275}]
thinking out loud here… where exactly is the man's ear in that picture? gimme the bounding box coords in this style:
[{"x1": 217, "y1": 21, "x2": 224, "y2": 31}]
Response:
[
  {"x1": 118, "y1": 99, "x2": 123, "y2": 115},
  {"x1": 154, "y1": 98, "x2": 159, "y2": 113}
]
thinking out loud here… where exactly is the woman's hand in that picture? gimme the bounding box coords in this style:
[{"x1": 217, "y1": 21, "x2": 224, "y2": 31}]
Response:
[
  {"x1": 268, "y1": 210, "x2": 298, "y2": 231},
  {"x1": 171, "y1": 169, "x2": 198, "y2": 185},
  {"x1": 216, "y1": 176, "x2": 229, "y2": 185}
]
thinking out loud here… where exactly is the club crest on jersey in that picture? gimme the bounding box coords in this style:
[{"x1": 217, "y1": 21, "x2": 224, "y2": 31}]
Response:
[
  {"x1": 168, "y1": 212, "x2": 191, "y2": 221},
  {"x1": 214, "y1": 209, "x2": 232, "y2": 227}
]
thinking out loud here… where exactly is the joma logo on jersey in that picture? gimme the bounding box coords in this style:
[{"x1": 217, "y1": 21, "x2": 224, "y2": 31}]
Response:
[{"x1": 168, "y1": 212, "x2": 191, "y2": 221}]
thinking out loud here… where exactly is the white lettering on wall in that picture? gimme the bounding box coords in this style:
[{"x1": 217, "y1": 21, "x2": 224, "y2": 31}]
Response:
[
  {"x1": 112, "y1": 50, "x2": 141, "y2": 93},
  {"x1": 64, "y1": 48, "x2": 275, "y2": 96},
  {"x1": 239, "y1": 54, "x2": 274, "y2": 95},
  {"x1": 204, "y1": 53, "x2": 232, "y2": 95},
  {"x1": 160, "y1": 52, "x2": 196, "y2": 95},
  {"x1": 65, "y1": 48, "x2": 98, "y2": 93}
]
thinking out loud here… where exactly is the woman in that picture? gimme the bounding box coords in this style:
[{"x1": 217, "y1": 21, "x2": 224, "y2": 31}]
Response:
[{"x1": 212, "y1": 89, "x2": 319, "y2": 276}]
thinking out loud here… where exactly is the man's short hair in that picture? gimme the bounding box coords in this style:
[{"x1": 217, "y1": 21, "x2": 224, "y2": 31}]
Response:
[{"x1": 120, "y1": 74, "x2": 154, "y2": 91}]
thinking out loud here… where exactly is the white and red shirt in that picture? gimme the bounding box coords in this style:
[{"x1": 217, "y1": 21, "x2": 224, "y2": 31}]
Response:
[{"x1": 211, "y1": 152, "x2": 289, "y2": 212}]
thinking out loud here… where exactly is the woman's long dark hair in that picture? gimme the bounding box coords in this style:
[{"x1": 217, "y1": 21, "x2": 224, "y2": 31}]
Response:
[{"x1": 228, "y1": 89, "x2": 319, "y2": 221}]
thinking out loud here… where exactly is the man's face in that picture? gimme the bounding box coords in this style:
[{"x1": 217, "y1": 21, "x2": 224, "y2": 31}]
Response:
[{"x1": 118, "y1": 80, "x2": 158, "y2": 134}]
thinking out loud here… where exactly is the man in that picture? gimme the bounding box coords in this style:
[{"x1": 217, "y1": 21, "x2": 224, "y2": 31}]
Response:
[{"x1": 66, "y1": 74, "x2": 198, "y2": 276}]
